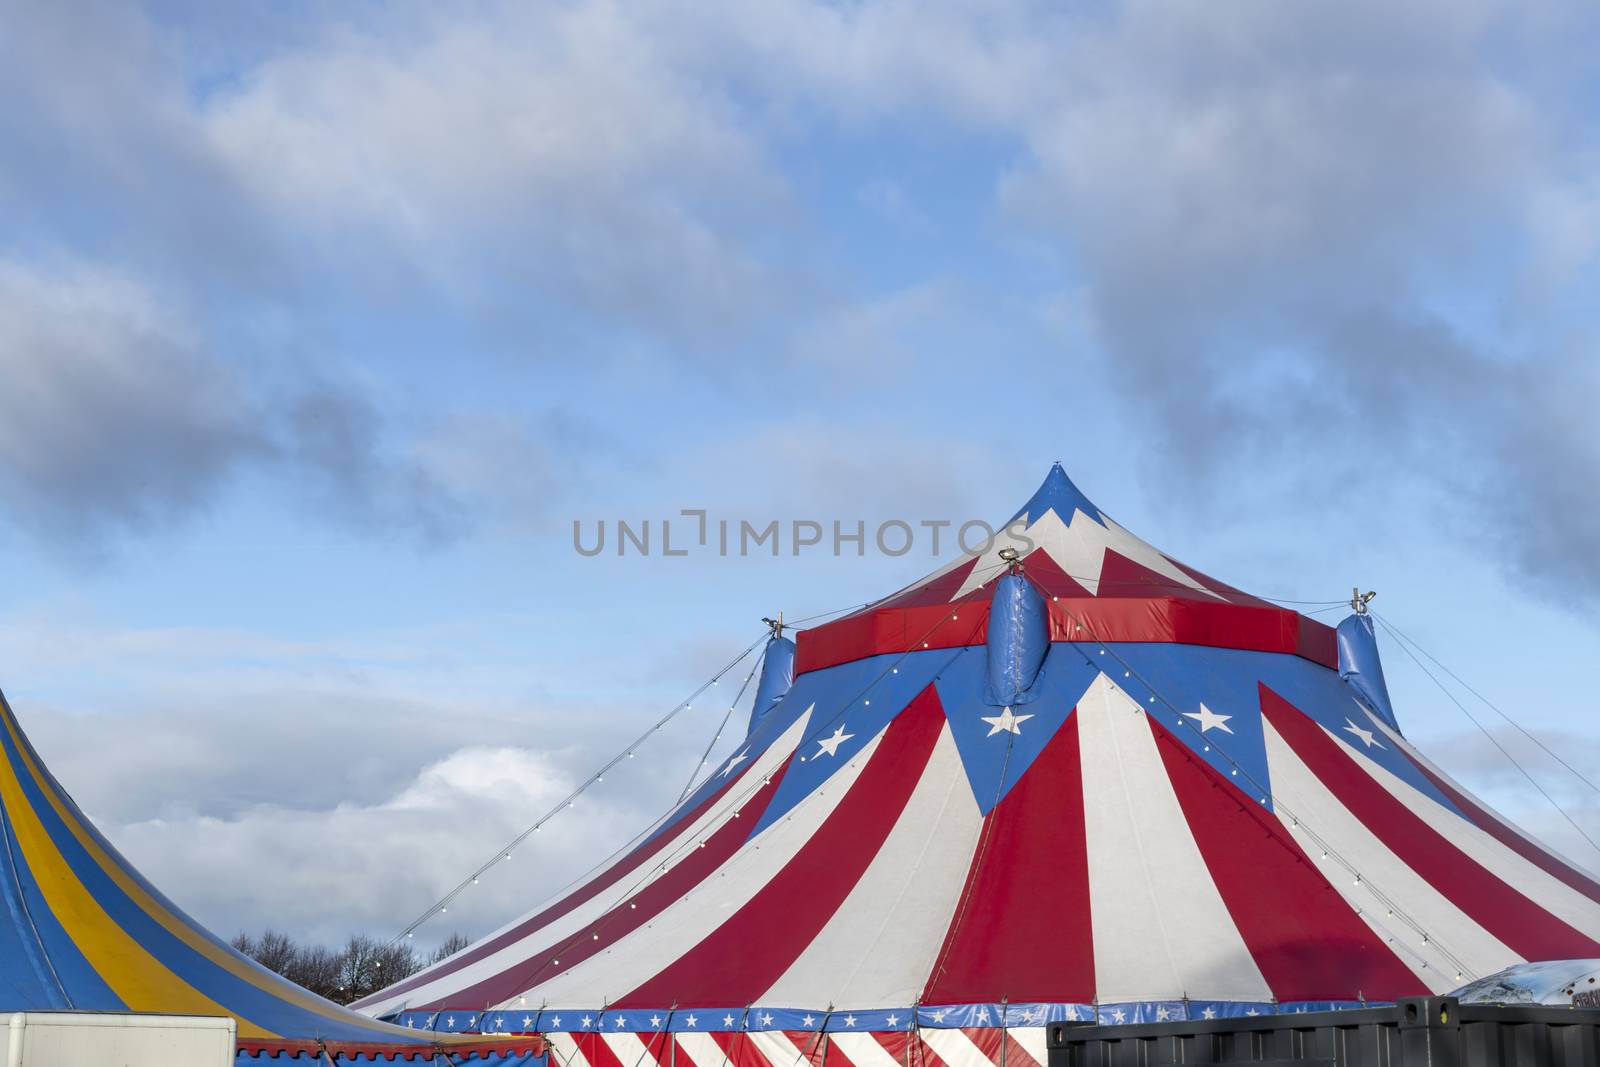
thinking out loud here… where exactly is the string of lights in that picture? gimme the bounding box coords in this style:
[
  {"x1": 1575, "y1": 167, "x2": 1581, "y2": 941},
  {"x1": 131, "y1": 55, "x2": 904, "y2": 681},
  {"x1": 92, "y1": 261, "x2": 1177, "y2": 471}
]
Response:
[
  {"x1": 481, "y1": 580, "x2": 1001, "y2": 1005},
  {"x1": 1371, "y1": 612, "x2": 1599, "y2": 855},
  {"x1": 1373, "y1": 611, "x2": 1600, "y2": 798},
  {"x1": 676, "y1": 644, "x2": 768, "y2": 804},
  {"x1": 383, "y1": 633, "x2": 769, "y2": 949},
  {"x1": 383, "y1": 551, "x2": 1387, "y2": 985}
]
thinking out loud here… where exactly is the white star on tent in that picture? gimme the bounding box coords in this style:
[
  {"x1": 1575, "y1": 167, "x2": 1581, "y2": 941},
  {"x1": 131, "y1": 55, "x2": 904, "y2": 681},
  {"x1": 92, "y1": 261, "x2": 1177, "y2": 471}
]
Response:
[
  {"x1": 816, "y1": 725, "x2": 854, "y2": 757},
  {"x1": 581, "y1": 1015, "x2": 592, "y2": 1029},
  {"x1": 1155, "y1": 1006, "x2": 1170, "y2": 1021},
  {"x1": 446, "y1": 1017, "x2": 455, "y2": 1028},
  {"x1": 1201, "y1": 1007, "x2": 1217, "y2": 1020},
  {"x1": 844, "y1": 1015, "x2": 858, "y2": 1027},
  {"x1": 720, "y1": 750, "x2": 750, "y2": 777},
  {"x1": 1343, "y1": 718, "x2": 1383, "y2": 748},
  {"x1": 552, "y1": 1016, "x2": 562, "y2": 1029},
  {"x1": 723, "y1": 1015, "x2": 735, "y2": 1027},
  {"x1": 523, "y1": 1016, "x2": 533, "y2": 1029},
  {"x1": 405, "y1": 1020, "x2": 414, "y2": 1029},
  {"x1": 761, "y1": 1013, "x2": 774, "y2": 1026},
  {"x1": 981, "y1": 706, "x2": 1034, "y2": 736},
  {"x1": 651, "y1": 1015, "x2": 662, "y2": 1028},
  {"x1": 1183, "y1": 704, "x2": 1234, "y2": 734},
  {"x1": 1110, "y1": 1009, "x2": 1126, "y2": 1023},
  {"x1": 802, "y1": 1015, "x2": 815, "y2": 1027},
  {"x1": 685, "y1": 1015, "x2": 698, "y2": 1028},
  {"x1": 930, "y1": 1009, "x2": 947, "y2": 1023},
  {"x1": 886, "y1": 1014, "x2": 900, "y2": 1027},
  {"x1": 1247, "y1": 1009, "x2": 1261, "y2": 1017}
]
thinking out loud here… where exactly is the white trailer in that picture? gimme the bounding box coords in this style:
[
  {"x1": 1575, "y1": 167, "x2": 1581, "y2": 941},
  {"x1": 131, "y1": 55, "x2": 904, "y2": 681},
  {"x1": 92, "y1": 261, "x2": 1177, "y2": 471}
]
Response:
[{"x1": 4, "y1": 1012, "x2": 236, "y2": 1067}]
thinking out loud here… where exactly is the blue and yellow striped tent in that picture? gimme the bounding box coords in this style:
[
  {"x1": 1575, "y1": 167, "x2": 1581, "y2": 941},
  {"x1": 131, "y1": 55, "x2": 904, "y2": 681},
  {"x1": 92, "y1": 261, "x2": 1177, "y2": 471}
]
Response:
[{"x1": 0, "y1": 686, "x2": 508, "y2": 1053}]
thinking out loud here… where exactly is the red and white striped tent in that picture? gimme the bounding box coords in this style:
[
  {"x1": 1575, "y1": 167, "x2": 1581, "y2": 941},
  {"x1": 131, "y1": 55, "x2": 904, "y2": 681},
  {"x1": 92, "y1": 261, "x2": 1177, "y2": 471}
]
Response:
[{"x1": 355, "y1": 464, "x2": 1600, "y2": 1067}]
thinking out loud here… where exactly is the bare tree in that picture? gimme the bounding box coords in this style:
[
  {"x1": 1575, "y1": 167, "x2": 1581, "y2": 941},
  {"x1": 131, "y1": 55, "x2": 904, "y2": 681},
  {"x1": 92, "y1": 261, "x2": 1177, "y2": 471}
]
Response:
[
  {"x1": 332, "y1": 935, "x2": 421, "y2": 1004},
  {"x1": 231, "y1": 930, "x2": 423, "y2": 1006},
  {"x1": 430, "y1": 931, "x2": 471, "y2": 965},
  {"x1": 288, "y1": 944, "x2": 344, "y2": 1001},
  {"x1": 232, "y1": 930, "x2": 299, "y2": 976}
]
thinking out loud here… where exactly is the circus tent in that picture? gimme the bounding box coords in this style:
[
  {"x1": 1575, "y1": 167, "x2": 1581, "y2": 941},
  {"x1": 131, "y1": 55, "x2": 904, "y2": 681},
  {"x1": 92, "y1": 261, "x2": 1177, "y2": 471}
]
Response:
[
  {"x1": 0, "y1": 682, "x2": 540, "y2": 1061},
  {"x1": 351, "y1": 463, "x2": 1600, "y2": 1063},
  {"x1": 3, "y1": 462, "x2": 1596, "y2": 1067}
]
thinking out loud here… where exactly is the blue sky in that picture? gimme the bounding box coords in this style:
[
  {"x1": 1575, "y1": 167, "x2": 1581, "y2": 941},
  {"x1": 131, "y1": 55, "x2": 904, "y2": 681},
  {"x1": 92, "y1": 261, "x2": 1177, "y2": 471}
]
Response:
[{"x1": 0, "y1": 0, "x2": 1597, "y2": 949}]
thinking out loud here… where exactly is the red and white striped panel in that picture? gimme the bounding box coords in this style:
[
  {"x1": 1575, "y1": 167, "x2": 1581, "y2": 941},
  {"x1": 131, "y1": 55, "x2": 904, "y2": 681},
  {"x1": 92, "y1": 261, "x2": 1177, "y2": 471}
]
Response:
[
  {"x1": 366, "y1": 672, "x2": 1599, "y2": 1018},
  {"x1": 544, "y1": 1029, "x2": 1047, "y2": 1067}
]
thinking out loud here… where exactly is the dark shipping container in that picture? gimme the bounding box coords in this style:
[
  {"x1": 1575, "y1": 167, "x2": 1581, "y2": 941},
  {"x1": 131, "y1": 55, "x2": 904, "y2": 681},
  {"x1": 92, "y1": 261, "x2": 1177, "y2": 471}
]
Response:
[{"x1": 1047, "y1": 996, "x2": 1600, "y2": 1067}]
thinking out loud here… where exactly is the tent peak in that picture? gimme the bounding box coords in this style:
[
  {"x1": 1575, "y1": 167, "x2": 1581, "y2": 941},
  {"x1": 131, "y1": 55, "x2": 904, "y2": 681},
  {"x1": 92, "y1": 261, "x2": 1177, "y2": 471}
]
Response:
[{"x1": 1010, "y1": 462, "x2": 1106, "y2": 528}]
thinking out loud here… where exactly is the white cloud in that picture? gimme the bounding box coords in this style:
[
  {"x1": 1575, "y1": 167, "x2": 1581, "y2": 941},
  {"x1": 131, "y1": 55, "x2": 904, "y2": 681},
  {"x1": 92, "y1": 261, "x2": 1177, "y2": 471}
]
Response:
[
  {"x1": 3, "y1": 610, "x2": 749, "y2": 949},
  {"x1": 105, "y1": 743, "x2": 649, "y2": 949},
  {"x1": 199, "y1": 3, "x2": 791, "y2": 342}
]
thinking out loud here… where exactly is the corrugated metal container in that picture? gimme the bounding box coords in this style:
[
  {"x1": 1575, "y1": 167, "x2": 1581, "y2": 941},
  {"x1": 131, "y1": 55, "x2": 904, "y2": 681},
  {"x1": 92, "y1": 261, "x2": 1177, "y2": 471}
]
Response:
[
  {"x1": 4, "y1": 1011, "x2": 236, "y2": 1067},
  {"x1": 1046, "y1": 996, "x2": 1600, "y2": 1067}
]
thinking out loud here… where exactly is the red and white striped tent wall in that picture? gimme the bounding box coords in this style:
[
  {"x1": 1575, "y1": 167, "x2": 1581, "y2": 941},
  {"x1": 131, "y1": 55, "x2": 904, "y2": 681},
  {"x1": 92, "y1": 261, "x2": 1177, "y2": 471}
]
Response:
[{"x1": 355, "y1": 463, "x2": 1600, "y2": 1067}]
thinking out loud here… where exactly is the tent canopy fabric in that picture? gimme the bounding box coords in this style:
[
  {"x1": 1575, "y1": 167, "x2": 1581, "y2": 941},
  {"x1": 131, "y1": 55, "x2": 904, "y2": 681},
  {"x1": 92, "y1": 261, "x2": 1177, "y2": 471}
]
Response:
[
  {"x1": 356, "y1": 464, "x2": 1600, "y2": 1029},
  {"x1": 0, "y1": 686, "x2": 439, "y2": 1045}
]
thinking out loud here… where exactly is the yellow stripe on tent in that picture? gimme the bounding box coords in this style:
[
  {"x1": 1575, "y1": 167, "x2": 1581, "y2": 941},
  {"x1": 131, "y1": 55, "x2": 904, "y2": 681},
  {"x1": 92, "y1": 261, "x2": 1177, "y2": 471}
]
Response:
[
  {"x1": 0, "y1": 698, "x2": 406, "y2": 1038},
  {"x1": 0, "y1": 713, "x2": 274, "y2": 1037}
]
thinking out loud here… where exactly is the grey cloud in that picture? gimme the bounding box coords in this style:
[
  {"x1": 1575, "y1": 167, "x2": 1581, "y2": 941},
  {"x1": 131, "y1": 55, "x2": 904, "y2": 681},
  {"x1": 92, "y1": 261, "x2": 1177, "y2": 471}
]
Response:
[
  {"x1": 5, "y1": 614, "x2": 743, "y2": 945},
  {"x1": 105, "y1": 742, "x2": 659, "y2": 949},
  {"x1": 0, "y1": 259, "x2": 466, "y2": 554},
  {"x1": 0, "y1": 261, "x2": 263, "y2": 549},
  {"x1": 1423, "y1": 724, "x2": 1600, "y2": 870},
  {"x1": 283, "y1": 385, "x2": 462, "y2": 546},
  {"x1": 981, "y1": 0, "x2": 1600, "y2": 602},
  {"x1": 6, "y1": 0, "x2": 1599, "y2": 600}
]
